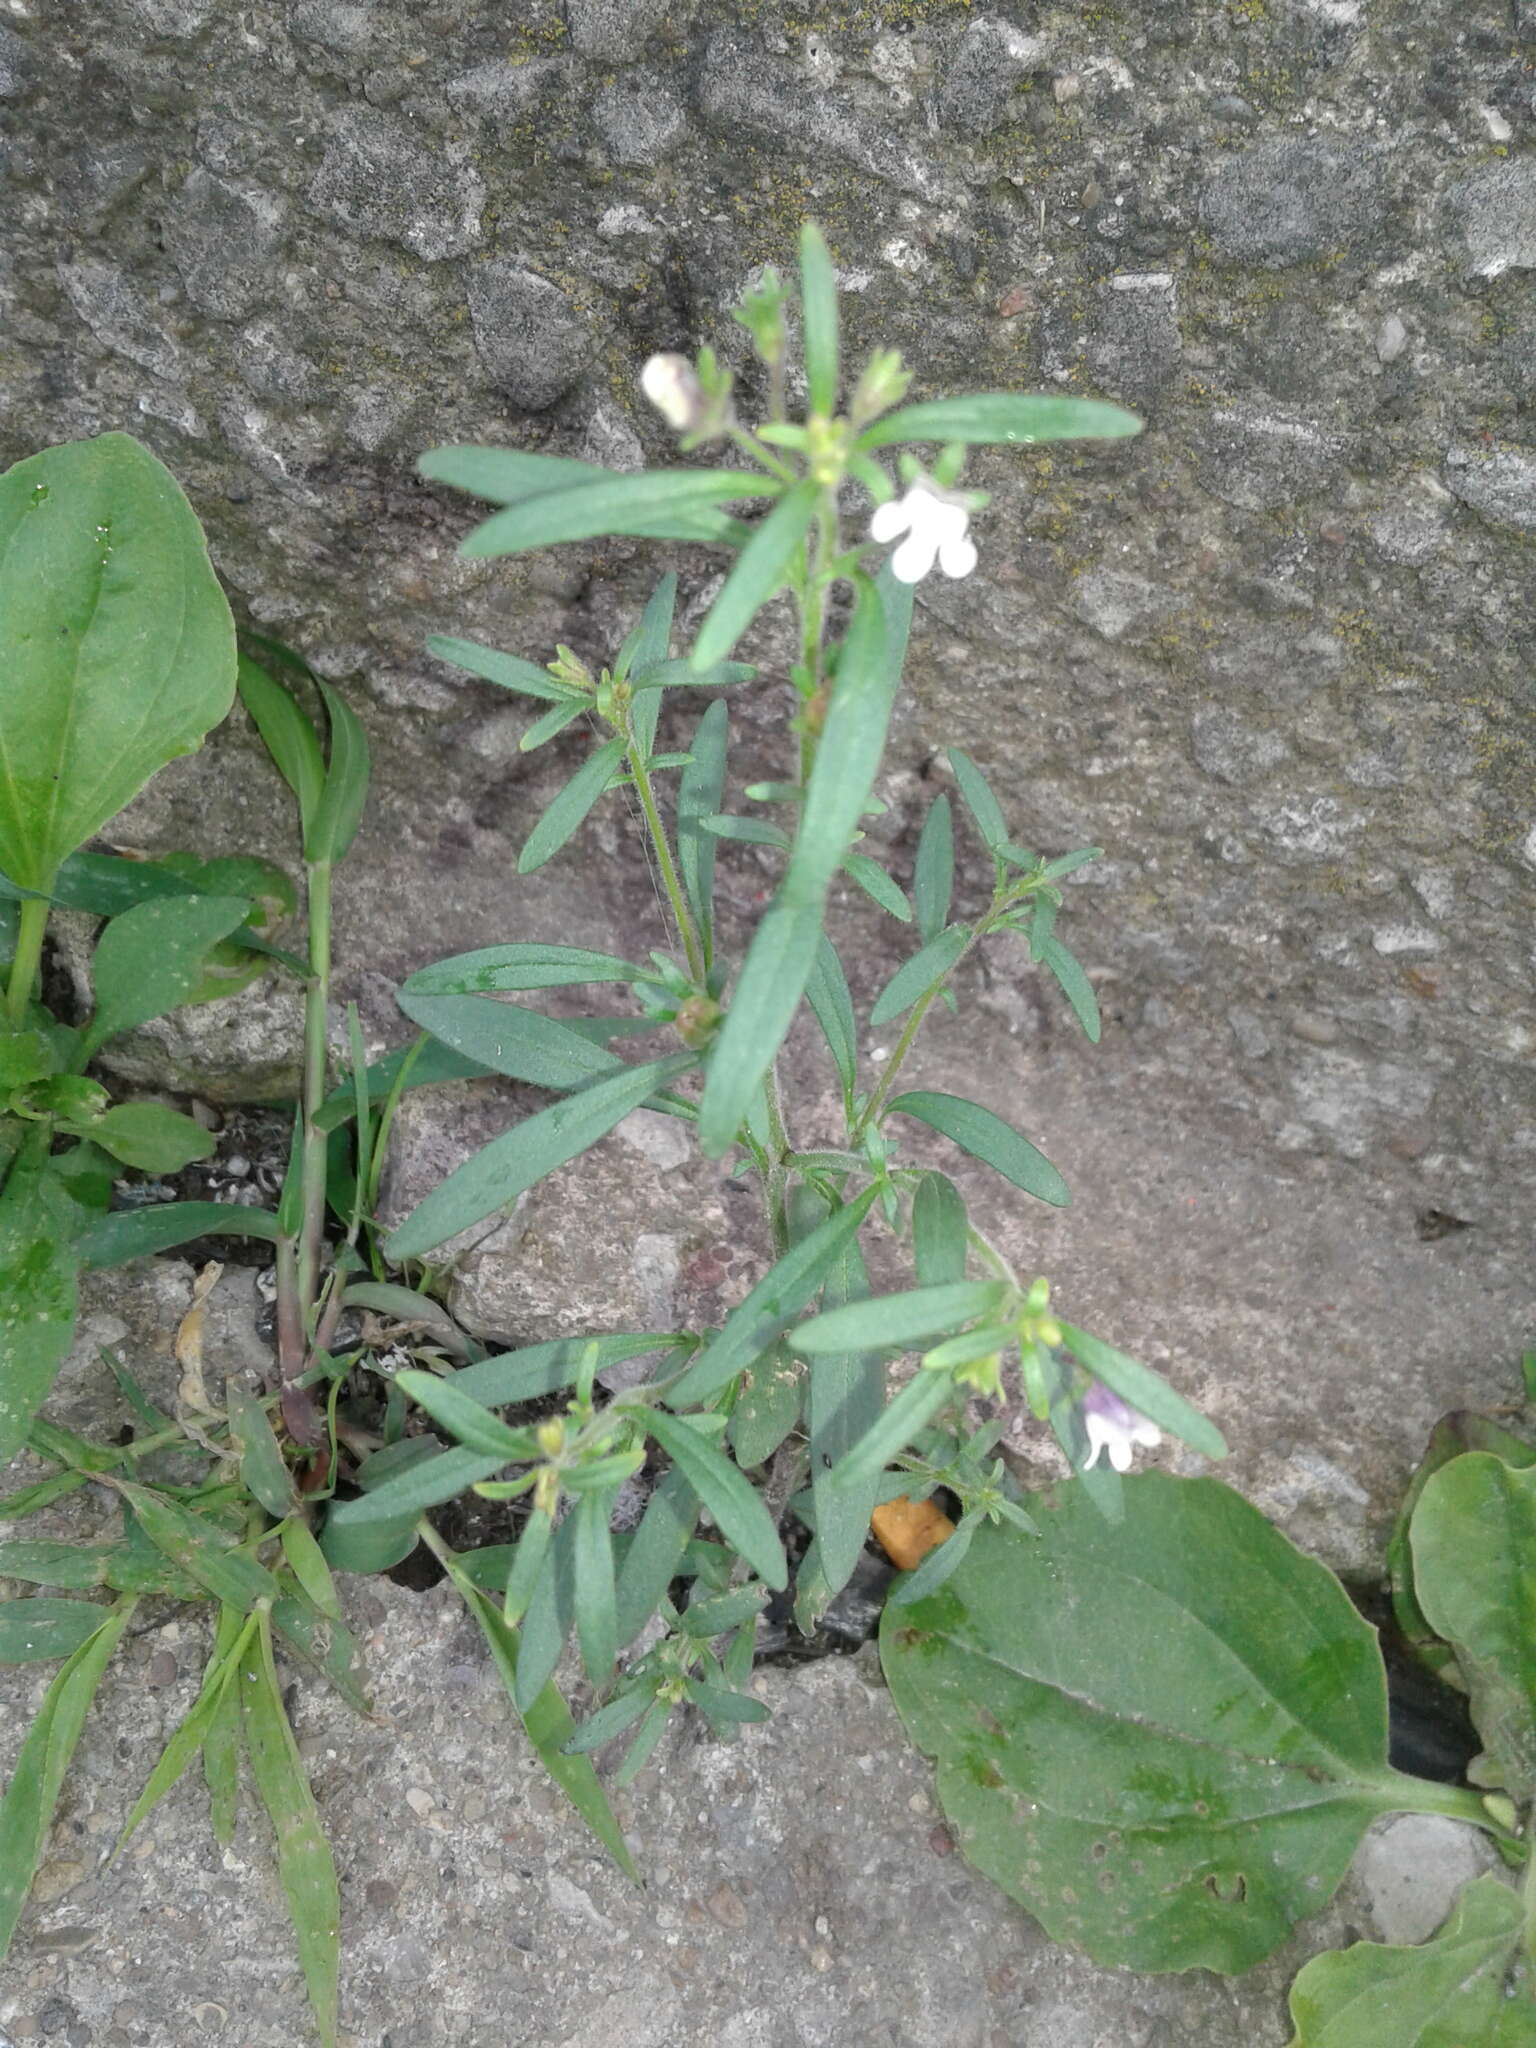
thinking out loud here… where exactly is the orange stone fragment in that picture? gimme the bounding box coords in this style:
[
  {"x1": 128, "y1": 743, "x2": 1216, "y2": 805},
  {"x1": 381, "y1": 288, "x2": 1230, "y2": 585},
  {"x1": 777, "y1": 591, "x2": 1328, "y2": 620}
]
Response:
[{"x1": 871, "y1": 1494, "x2": 955, "y2": 1573}]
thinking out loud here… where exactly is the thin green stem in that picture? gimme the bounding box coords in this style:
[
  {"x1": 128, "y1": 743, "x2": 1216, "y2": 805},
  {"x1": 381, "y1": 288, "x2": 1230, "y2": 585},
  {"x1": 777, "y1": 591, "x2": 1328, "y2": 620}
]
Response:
[
  {"x1": 626, "y1": 731, "x2": 704, "y2": 984},
  {"x1": 1523, "y1": 1810, "x2": 1536, "y2": 1974},
  {"x1": 854, "y1": 905, "x2": 1006, "y2": 1141},
  {"x1": 727, "y1": 423, "x2": 796, "y2": 483},
  {"x1": 6, "y1": 894, "x2": 48, "y2": 1031},
  {"x1": 761, "y1": 1063, "x2": 792, "y2": 1257},
  {"x1": 296, "y1": 860, "x2": 333, "y2": 1325}
]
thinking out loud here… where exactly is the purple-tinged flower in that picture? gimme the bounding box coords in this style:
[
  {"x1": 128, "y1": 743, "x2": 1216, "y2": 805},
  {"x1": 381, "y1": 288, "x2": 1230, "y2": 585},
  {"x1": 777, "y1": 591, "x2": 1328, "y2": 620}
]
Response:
[{"x1": 1080, "y1": 1383, "x2": 1162, "y2": 1473}]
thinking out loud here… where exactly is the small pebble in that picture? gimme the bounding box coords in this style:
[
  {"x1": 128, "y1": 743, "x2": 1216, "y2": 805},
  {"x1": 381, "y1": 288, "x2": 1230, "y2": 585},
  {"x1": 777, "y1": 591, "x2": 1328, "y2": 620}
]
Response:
[{"x1": 1375, "y1": 314, "x2": 1407, "y2": 363}]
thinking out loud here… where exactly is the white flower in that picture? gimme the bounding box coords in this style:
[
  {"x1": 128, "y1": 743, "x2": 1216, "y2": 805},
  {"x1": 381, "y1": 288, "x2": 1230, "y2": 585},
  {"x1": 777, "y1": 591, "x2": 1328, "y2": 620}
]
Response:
[
  {"x1": 869, "y1": 483, "x2": 978, "y2": 585},
  {"x1": 640, "y1": 352, "x2": 705, "y2": 432},
  {"x1": 1080, "y1": 1383, "x2": 1162, "y2": 1473}
]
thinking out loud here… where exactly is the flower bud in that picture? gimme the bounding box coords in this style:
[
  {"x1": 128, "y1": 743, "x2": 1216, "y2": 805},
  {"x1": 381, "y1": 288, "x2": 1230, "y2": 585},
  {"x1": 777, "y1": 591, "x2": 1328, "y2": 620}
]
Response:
[
  {"x1": 535, "y1": 1418, "x2": 565, "y2": 1459},
  {"x1": 640, "y1": 352, "x2": 707, "y2": 433}
]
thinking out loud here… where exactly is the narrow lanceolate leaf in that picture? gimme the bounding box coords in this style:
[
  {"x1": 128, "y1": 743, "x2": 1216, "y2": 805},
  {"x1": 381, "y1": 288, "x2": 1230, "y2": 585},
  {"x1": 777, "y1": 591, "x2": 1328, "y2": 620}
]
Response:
[
  {"x1": 0, "y1": 1155, "x2": 79, "y2": 1465},
  {"x1": 912, "y1": 795, "x2": 954, "y2": 943},
  {"x1": 677, "y1": 699, "x2": 729, "y2": 956},
  {"x1": 112, "y1": 1478, "x2": 280, "y2": 1612},
  {"x1": 911, "y1": 1172, "x2": 968, "y2": 1288},
  {"x1": 700, "y1": 569, "x2": 913, "y2": 1155},
  {"x1": 323, "y1": 1445, "x2": 510, "y2": 1528},
  {"x1": 227, "y1": 1382, "x2": 298, "y2": 1519},
  {"x1": 305, "y1": 677, "x2": 371, "y2": 864},
  {"x1": 643, "y1": 1410, "x2": 787, "y2": 1591},
  {"x1": 0, "y1": 1598, "x2": 111, "y2": 1663},
  {"x1": 1283, "y1": 1876, "x2": 1528, "y2": 2048},
  {"x1": 453, "y1": 1332, "x2": 686, "y2": 1409},
  {"x1": 946, "y1": 747, "x2": 1009, "y2": 853},
  {"x1": 859, "y1": 392, "x2": 1142, "y2": 451},
  {"x1": 240, "y1": 1617, "x2": 340, "y2": 2048},
  {"x1": 518, "y1": 733, "x2": 627, "y2": 874},
  {"x1": 459, "y1": 470, "x2": 776, "y2": 558},
  {"x1": 437, "y1": 1550, "x2": 637, "y2": 1878},
  {"x1": 1410, "y1": 1453, "x2": 1536, "y2": 1800},
  {"x1": 384, "y1": 1052, "x2": 696, "y2": 1261},
  {"x1": 880, "y1": 1478, "x2": 1434, "y2": 1976},
  {"x1": 203, "y1": 1603, "x2": 244, "y2": 1849},
  {"x1": 394, "y1": 1369, "x2": 534, "y2": 1462},
  {"x1": 114, "y1": 1611, "x2": 258, "y2": 1856},
  {"x1": 796, "y1": 1282, "x2": 1008, "y2": 1355},
  {"x1": 885, "y1": 1090, "x2": 1070, "y2": 1209},
  {"x1": 280, "y1": 1523, "x2": 343, "y2": 1624},
  {"x1": 1057, "y1": 1322, "x2": 1227, "y2": 1463},
  {"x1": 425, "y1": 634, "x2": 576, "y2": 704},
  {"x1": 666, "y1": 1187, "x2": 881, "y2": 1406},
  {"x1": 692, "y1": 479, "x2": 819, "y2": 670},
  {"x1": 806, "y1": 934, "x2": 858, "y2": 1112},
  {"x1": 828, "y1": 1368, "x2": 956, "y2": 1491},
  {"x1": 0, "y1": 1595, "x2": 133, "y2": 1968},
  {"x1": 561, "y1": 1686, "x2": 654, "y2": 1755},
  {"x1": 83, "y1": 894, "x2": 252, "y2": 1055},
  {"x1": 403, "y1": 943, "x2": 644, "y2": 997},
  {"x1": 1038, "y1": 936, "x2": 1101, "y2": 1043},
  {"x1": 237, "y1": 654, "x2": 326, "y2": 830},
  {"x1": 397, "y1": 991, "x2": 621, "y2": 1092},
  {"x1": 730, "y1": 1343, "x2": 803, "y2": 1470},
  {"x1": 0, "y1": 433, "x2": 236, "y2": 893},
  {"x1": 841, "y1": 851, "x2": 912, "y2": 923},
  {"x1": 573, "y1": 1488, "x2": 618, "y2": 1685},
  {"x1": 703, "y1": 814, "x2": 792, "y2": 849},
  {"x1": 807, "y1": 1230, "x2": 883, "y2": 1601},
  {"x1": 869, "y1": 925, "x2": 969, "y2": 1029},
  {"x1": 417, "y1": 445, "x2": 609, "y2": 504},
  {"x1": 799, "y1": 221, "x2": 841, "y2": 415},
  {"x1": 614, "y1": 1467, "x2": 698, "y2": 1649},
  {"x1": 76, "y1": 1201, "x2": 282, "y2": 1268},
  {"x1": 616, "y1": 572, "x2": 676, "y2": 682}
]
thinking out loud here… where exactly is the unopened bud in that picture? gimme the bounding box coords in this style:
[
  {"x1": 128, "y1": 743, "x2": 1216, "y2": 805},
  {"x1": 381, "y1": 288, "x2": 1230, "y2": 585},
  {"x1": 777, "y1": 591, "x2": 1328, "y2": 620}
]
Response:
[
  {"x1": 850, "y1": 347, "x2": 911, "y2": 428},
  {"x1": 640, "y1": 352, "x2": 706, "y2": 432},
  {"x1": 535, "y1": 1418, "x2": 565, "y2": 1458},
  {"x1": 674, "y1": 993, "x2": 722, "y2": 1051}
]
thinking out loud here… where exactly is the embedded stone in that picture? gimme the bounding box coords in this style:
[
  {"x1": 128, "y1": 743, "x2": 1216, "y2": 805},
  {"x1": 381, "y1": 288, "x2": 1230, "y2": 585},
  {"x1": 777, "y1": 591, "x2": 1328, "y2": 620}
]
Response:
[
  {"x1": 593, "y1": 74, "x2": 687, "y2": 165},
  {"x1": 1442, "y1": 160, "x2": 1536, "y2": 279},
  {"x1": 1191, "y1": 708, "x2": 1290, "y2": 786},
  {"x1": 445, "y1": 58, "x2": 564, "y2": 123},
  {"x1": 465, "y1": 261, "x2": 591, "y2": 411},
  {"x1": 127, "y1": 0, "x2": 217, "y2": 31},
  {"x1": 163, "y1": 169, "x2": 285, "y2": 322},
  {"x1": 566, "y1": 0, "x2": 673, "y2": 59},
  {"x1": 1444, "y1": 444, "x2": 1536, "y2": 534},
  {"x1": 1194, "y1": 405, "x2": 1343, "y2": 511},
  {"x1": 0, "y1": 24, "x2": 32, "y2": 98},
  {"x1": 936, "y1": 17, "x2": 1051, "y2": 137},
  {"x1": 291, "y1": 1, "x2": 377, "y2": 51},
  {"x1": 1199, "y1": 139, "x2": 1385, "y2": 266},
  {"x1": 307, "y1": 107, "x2": 485, "y2": 262},
  {"x1": 57, "y1": 260, "x2": 183, "y2": 378}
]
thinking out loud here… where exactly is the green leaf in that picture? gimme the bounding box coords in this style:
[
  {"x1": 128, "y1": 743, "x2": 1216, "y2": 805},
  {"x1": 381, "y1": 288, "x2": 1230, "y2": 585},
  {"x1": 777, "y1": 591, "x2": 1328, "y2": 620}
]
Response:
[
  {"x1": 82, "y1": 1102, "x2": 215, "y2": 1174},
  {"x1": 687, "y1": 1679, "x2": 771, "y2": 1727},
  {"x1": 394, "y1": 1369, "x2": 535, "y2": 1462},
  {"x1": 384, "y1": 1052, "x2": 696, "y2": 1261},
  {"x1": 76, "y1": 1201, "x2": 282, "y2": 1268},
  {"x1": 796, "y1": 1281, "x2": 1007, "y2": 1354},
  {"x1": 644, "y1": 1410, "x2": 787, "y2": 1591},
  {"x1": 677, "y1": 700, "x2": 729, "y2": 957},
  {"x1": 318, "y1": 1502, "x2": 418, "y2": 1576},
  {"x1": 666, "y1": 1186, "x2": 880, "y2": 1406},
  {"x1": 524, "y1": 699, "x2": 589, "y2": 750},
  {"x1": 1282, "y1": 1876, "x2": 1528, "y2": 2048},
  {"x1": 500, "y1": 1506, "x2": 553, "y2": 1628},
  {"x1": 312, "y1": 1036, "x2": 490, "y2": 1133},
  {"x1": 280, "y1": 1522, "x2": 343, "y2": 1623},
  {"x1": 911, "y1": 1172, "x2": 968, "y2": 1287},
  {"x1": 424, "y1": 634, "x2": 576, "y2": 704},
  {"x1": 799, "y1": 222, "x2": 841, "y2": 416},
  {"x1": 946, "y1": 747, "x2": 1008, "y2": 853},
  {"x1": 114, "y1": 1478, "x2": 279, "y2": 1612},
  {"x1": 0, "y1": 1595, "x2": 133, "y2": 1969},
  {"x1": 806, "y1": 933, "x2": 859, "y2": 1112},
  {"x1": 912, "y1": 795, "x2": 954, "y2": 944},
  {"x1": 237, "y1": 654, "x2": 326, "y2": 833},
  {"x1": 573, "y1": 1488, "x2": 618, "y2": 1685},
  {"x1": 703, "y1": 814, "x2": 792, "y2": 850},
  {"x1": 114, "y1": 1610, "x2": 258, "y2": 1856},
  {"x1": 437, "y1": 1552, "x2": 637, "y2": 1879},
  {"x1": 880, "y1": 1477, "x2": 1436, "y2": 1975},
  {"x1": 418, "y1": 445, "x2": 609, "y2": 502},
  {"x1": 806, "y1": 1228, "x2": 883, "y2": 1600},
  {"x1": 0, "y1": 1537, "x2": 191, "y2": 1597},
  {"x1": 700, "y1": 569, "x2": 913, "y2": 1155},
  {"x1": 869, "y1": 925, "x2": 969, "y2": 1028},
  {"x1": 0, "y1": 433, "x2": 236, "y2": 893},
  {"x1": 827, "y1": 1368, "x2": 956, "y2": 1491},
  {"x1": 860, "y1": 392, "x2": 1142, "y2": 452},
  {"x1": 518, "y1": 733, "x2": 628, "y2": 873},
  {"x1": 0, "y1": 1155, "x2": 79, "y2": 1465},
  {"x1": 730, "y1": 1342, "x2": 803, "y2": 1469},
  {"x1": 227, "y1": 1383, "x2": 297, "y2": 1518},
  {"x1": 512, "y1": 1511, "x2": 576, "y2": 1711},
  {"x1": 629, "y1": 658, "x2": 755, "y2": 692},
  {"x1": 459, "y1": 470, "x2": 775, "y2": 558},
  {"x1": 325, "y1": 1444, "x2": 509, "y2": 1527},
  {"x1": 271, "y1": 1588, "x2": 372, "y2": 1718},
  {"x1": 841, "y1": 851, "x2": 912, "y2": 923},
  {"x1": 886, "y1": 1512, "x2": 979, "y2": 1608},
  {"x1": 1057, "y1": 1322, "x2": 1227, "y2": 1463},
  {"x1": 305, "y1": 677, "x2": 370, "y2": 864},
  {"x1": 1038, "y1": 935, "x2": 1101, "y2": 1043},
  {"x1": 83, "y1": 894, "x2": 252, "y2": 1056},
  {"x1": 453, "y1": 1332, "x2": 686, "y2": 1409},
  {"x1": 398, "y1": 991, "x2": 622, "y2": 1092},
  {"x1": 240, "y1": 1616, "x2": 340, "y2": 2048},
  {"x1": 614, "y1": 1466, "x2": 698, "y2": 1649},
  {"x1": 1411, "y1": 1453, "x2": 1536, "y2": 1799},
  {"x1": 0, "y1": 1597, "x2": 111, "y2": 1663},
  {"x1": 562, "y1": 1685, "x2": 655, "y2": 1755},
  {"x1": 616, "y1": 571, "x2": 676, "y2": 683},
  {"x1": 692, "y1": 479, "x2": 818, "y2": 670},
  {"x1": 885, "y1": 1089, "x2": 1069, "y2": 1208}
]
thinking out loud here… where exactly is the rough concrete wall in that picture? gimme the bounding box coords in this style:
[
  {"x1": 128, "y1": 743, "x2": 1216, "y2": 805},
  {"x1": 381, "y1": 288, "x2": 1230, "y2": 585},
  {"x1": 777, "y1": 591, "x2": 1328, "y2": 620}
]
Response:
[{"x1": 2, "y1": 0, "x2": 1532, "y2": 1207}]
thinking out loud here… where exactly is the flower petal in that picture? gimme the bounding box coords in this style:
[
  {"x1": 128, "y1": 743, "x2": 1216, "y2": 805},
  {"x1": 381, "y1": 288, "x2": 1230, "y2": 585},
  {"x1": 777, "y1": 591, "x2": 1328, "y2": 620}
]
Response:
[
  {"x1": 869, "y1": 498, "x2": 910, "y2": 544},
  {"x1": 891, "y1": 530, "x2": 939, "y2": 583},
  {"x1": 937, "y1": 535, "x2": 977, "y2": 579}
]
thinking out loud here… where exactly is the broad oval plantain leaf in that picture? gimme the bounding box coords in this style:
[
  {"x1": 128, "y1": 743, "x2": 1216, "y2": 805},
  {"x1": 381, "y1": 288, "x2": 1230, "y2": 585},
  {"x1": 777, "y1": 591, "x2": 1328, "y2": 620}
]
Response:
[
  {"x1": 0, "y1": 432, "x2": 237, "y2": 892},
  {"x1": 1283, "y1": 1875, "x2": 1529, "y2": 2048},
  {"x1": 880, "y1": 1476, "x2": 1443, "y2": 1975}
]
